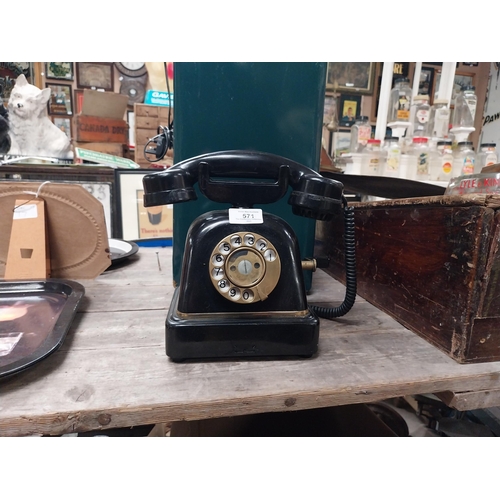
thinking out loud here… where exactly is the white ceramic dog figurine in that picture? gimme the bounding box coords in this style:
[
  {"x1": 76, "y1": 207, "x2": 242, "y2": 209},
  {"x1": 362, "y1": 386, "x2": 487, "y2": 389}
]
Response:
[{"x1": 8, "y1": 74, "x2": 73, "y2": 159}]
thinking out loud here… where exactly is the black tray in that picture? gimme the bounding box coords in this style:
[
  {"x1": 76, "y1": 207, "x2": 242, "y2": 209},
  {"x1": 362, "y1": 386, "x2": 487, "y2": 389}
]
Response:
[{"x1": 0, "y1": 279, "x2": 85, "y2": 379}]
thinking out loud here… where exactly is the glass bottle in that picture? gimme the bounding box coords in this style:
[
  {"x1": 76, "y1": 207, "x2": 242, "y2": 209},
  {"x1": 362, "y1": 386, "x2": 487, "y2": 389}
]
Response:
[
  {"x1": 429, "y1": 140, "x2": 454, "y2": 181},
  {"x1": 452, "y1": 141, "x2": 476, "y2": 177},
  {"x1": 361, "y1": 139, "x2": 381, "y2": 175},
  {"x1": 388, "y1": 78, "x2": 412, "y2": 123},
  {"x1": 412, "y1": 95, "x2": 432, "y2": 137},
  {"x1": 381, "y1": 136, "x2": 401, "y2": 177},
  {"x1": 349, "y1": 116, "x2": 371, "y2": 153},
  {"x1": 475, "y1": 143, "x2": 498, "y2": 173},
  {"x1": 429, "y1": 99, "x2": 450, "y2": 139},
  {"x1": 409, "y1": 137, "x2": 431, "y2": 180},
  {"x1": 452, "y1": 86, "x2": 476, "y2": 129}
]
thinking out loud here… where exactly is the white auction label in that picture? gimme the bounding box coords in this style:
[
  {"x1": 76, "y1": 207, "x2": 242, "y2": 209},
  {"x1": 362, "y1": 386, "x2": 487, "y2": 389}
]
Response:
[
  {"x1": 229, "y1": 208, "x2": 263, "y2": 224},
  {"x1": 13, "y1": 204, "x2": 38, "y2": 220}
]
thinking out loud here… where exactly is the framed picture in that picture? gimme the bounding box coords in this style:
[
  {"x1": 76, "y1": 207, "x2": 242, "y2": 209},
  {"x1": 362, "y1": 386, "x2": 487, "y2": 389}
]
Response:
[
  {"x1": 74, "y1": 89, "x2": 84, "y2": 114},
  {"x1": 332, "y1": 131, "x2": 352, "y2": 158},
  {"x1": 326, "y1": 63, "x2": 375, "y2": 95},
  {"x1": 115, "y1": 169, "x2": 173, "y2": 241},
  {"x1": 418, "y1": 66, "x2": 435, "y2": 100},
  {"x1": 338, "y1": 94, "x2": 362, "y2": 127},
  {"x1": 76, "y1": 62, "x2": 114, "y2": 91},
  {"x1": 127, "y1": 110, "x2": 136, "y2": 148},
  {"x1": 434, "y1": 72, "x2": 475, "y2": 106},
  {"x1": 45, "y1": 62, "x2": 73, "y2": 81},
  {"x1": 46, "y1": 83, "x2": 73, "y2": 115},
  {"x1": 52, "y1": 116, "x2": 72, "y2": 140}
]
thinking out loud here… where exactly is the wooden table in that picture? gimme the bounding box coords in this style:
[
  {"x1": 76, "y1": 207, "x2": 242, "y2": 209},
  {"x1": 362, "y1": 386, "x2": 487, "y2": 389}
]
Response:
[{"x1": 2, "y1": 246, "x2": 500, "y2": 437}]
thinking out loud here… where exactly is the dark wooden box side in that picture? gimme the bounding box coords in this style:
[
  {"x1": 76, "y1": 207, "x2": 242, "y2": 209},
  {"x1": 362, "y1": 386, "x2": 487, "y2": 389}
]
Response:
[{"x1": 316, "y1": 195, "x2": 499, "y2": 363}]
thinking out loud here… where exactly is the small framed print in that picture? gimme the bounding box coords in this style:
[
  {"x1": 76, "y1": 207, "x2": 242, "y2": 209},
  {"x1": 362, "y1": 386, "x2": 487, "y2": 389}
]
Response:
[
  {"x1": 326, "y1": 62, "x2": 375, "y2": 95},
  {"x1": 46, "y1": 83, "x2": 73, "y2": 115},
  {"x1": 52, "y1": 116, "x2": 72, "y2": 140},
  {"x1": 115, "y1": 169, "x2": 173, "y2": 241},
  {"x1": 76, "y1": 62, "x2": 114, "y2": 91},
  {"x1": 45, "y1": 62, "x2": 74, "y2": 80},
  {"x1": 338, "y1": 94, "x2": 362, "y2": 127}
]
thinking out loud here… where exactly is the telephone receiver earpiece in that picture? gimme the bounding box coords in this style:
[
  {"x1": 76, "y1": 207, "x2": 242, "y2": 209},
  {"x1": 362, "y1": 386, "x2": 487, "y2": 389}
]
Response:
[{"x1": 143, "y1": 150, "x2": 344, "y2": 221}]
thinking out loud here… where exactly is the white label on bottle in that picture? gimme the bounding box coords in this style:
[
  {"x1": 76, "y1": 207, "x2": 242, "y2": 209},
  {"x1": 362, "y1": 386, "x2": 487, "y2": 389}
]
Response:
[
  {"x1": 485, "y1": 153, "x2": 497, "y2": 166},
  {"x1": 417, "y1": 153, "x2": 429, "y2": 174},
  {"x1": 229, "y1": 208, "x2": 263, "y2": 224},
  {"x1": 441, "y1": 153, "x2": 453, "y2": 174},
  {"x1": 357, "y1": 125, "x2": 371, "y2": 144},
  {"x1": 416, "y1": 109, "x2": 430, "y2": 124},
  {"x1": 462, "y1": 156, "x2": 475, "y2": 175},
  {"x1": 386, "y1": 149, "x2": 400, "y2": 171},
  {"x1": 368, "y1": 156, "x2": 379, "y2": 173}
]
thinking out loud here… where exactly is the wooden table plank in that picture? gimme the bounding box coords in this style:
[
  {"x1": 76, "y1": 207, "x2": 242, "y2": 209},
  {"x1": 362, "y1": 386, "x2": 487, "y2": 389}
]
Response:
[{"x1": 2, "y1": 247, "x2": 500, "y2": 436}]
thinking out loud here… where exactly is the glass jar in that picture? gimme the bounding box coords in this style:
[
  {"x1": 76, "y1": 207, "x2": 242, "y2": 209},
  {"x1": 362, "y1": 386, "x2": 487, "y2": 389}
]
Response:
[
  {"x1": 475, "y1": 143, "x2": 498, "y2": 173},
  {"x1": 381, "y1": 136, "x2": 401, "y2": 177},
  {"x1": 452, "y1": 86, "x2": 476, "y2": 129},
  {"x1": 409, "y1": 137, "x2": 430, "y2": 180},
  {"x1": 429, "y1": 99, "x2": 450, "y2": 139},
  {"x1": 412, "y1": 95, "x2": 432, "y2": 137},
  {"x1": 429, "y1": 140, "x2": 454, "y2": 181},
  {"x1": 388, "y1": 78, "x2": 412, "y2": 123},
  {"x1": 452, "y1": 141, "x2": 476, "y2": 177},
  {"x1": 361, "y1": 139, "x2": 381, "y2": 175},
  {"x1": 349, "y1": 116, "x2": 371, "y2": 153}
]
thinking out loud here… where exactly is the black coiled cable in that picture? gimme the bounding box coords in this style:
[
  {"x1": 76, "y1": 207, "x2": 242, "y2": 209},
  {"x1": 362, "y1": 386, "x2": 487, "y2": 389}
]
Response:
[{"x1": 310, "y1": 196, "x2": 357, "y2": 319}]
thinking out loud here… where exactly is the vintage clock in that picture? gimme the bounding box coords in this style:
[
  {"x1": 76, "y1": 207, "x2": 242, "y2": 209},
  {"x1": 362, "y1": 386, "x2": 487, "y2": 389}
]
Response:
[{"x1": 115, "y1": 63, "x2": 148, "y2": 105}]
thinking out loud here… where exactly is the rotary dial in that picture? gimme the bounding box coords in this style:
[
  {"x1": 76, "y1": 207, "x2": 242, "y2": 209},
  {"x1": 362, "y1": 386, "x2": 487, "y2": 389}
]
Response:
[{"x1": 209, "y1": 232, "x2": 280, "y2": 304}]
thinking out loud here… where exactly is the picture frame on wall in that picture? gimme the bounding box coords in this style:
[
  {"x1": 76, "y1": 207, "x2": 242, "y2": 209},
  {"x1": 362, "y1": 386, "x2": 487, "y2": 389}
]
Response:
[
  {"x1": 338, "y1": 94, "x2": 362, "y2": 127},
  {"x1": 115, "y1": 169, "x2": 173, "y2": 241},
  {"x1": 76, "y1": 62, "x2": 114, "y2": 91},
  {"x1": 51, "y1": 116, "x2": 72, "y2": 140},
  {"x1": 46, "y1": 83, "x2": 73, "y2": 115},
  {"x1": 326, "y1": 63, "x2": 375, "y2": 95},
  {"x1": 45, "y1": 62, "x2": 73, "y2": 81}
]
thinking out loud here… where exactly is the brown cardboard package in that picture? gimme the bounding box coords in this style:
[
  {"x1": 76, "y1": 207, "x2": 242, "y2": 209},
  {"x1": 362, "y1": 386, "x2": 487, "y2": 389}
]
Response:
[{"x1": 0, "y1": 182, "x2": 111, "y2": 279}]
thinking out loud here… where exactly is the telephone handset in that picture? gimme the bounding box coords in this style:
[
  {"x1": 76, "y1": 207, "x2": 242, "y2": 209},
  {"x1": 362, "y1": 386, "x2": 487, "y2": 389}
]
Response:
[{"x1": 143, "y1": 150, "x2": 356, "y2": 361}]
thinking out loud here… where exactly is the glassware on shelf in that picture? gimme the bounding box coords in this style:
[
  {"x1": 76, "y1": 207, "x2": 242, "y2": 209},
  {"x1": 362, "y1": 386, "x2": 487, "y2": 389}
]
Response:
[
  {"x1": 452, "y1": 141, "x2": 476, "y2": 177},
  {"x1": 429, "y1": 99, "x2": 450, "y2": 139},
  {"x1": 429, "y1": 140, "x2": 454, "y2": 181},
  {"x1": 451, "y1": 86, "x2": 477, "y2": 143},
  {"x1": 412, "y1": 95, "x2": 432, "y2": 137},
  {"x1": 475, "y1": 143, "x2": 498, "y2": 173},
  {"x1": 361, "y1": 139, "x2": 381, "y2": 175},
  {"x1": 349, "y1": 116, "x2": 371, "y2": 153},
  {"x1": 388, "y1": 78, "x2": 412, "y2": 124},
  {"x1": 409, "y1": 137, "x2": 431, "y2": 181},
  {"x1": 381, "y1": 136, "x2": 402, "y2": 177}
]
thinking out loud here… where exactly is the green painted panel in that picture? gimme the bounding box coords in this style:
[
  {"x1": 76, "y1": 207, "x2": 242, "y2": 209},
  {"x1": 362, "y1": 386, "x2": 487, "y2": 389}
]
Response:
[{"x1": 172, "y1": 62, "x2": 327, "y2": 289}]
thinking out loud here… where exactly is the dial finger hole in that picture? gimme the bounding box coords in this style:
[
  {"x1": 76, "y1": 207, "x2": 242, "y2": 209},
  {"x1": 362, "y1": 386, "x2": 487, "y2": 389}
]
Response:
[
  {"x1": 228, "y1": 287, "x2": 241, "y2": 300},
  {"x1": 244, "y1": 234, "x2": 255, "y2": 246},
  {"x1": 212, "y1": 254, "x2": 224, "y2": 266},
  {"x1": 256, "y1": 239, "x2": 268, "y2": 252}
]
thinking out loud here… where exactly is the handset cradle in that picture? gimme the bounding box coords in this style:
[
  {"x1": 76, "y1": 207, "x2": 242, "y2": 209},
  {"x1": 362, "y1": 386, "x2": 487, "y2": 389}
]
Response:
[{"x1": 143, "y1": 150, "x2": 355, "y2": 361}]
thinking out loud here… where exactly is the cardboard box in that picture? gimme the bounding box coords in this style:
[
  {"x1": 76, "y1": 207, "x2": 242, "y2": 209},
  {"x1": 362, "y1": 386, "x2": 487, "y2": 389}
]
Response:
[
  {"x1": 75, "y1": 90, "x2": 128, "y2": 144},
  {"x1": 316, "y1": 194, "x2": 500, "y2": 364}
]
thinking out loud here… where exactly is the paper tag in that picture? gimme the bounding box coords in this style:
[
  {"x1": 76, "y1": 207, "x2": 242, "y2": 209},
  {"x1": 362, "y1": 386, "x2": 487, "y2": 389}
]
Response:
[
  {"x1": 229, "y1": 208, "x2": 263, "y2": 224},
  {"x1": 13, "y1": 204, "x2": 38, "y2": 220}
]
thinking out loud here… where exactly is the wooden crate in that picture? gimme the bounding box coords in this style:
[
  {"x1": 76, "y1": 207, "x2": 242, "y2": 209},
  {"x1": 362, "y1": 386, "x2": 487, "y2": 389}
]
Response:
[
  {"x1": 316, "y1": 194, "x2": 500, "y2": 364},
  {"x1": 75, "y1": 115, "x2": 128, "y2": 143}
]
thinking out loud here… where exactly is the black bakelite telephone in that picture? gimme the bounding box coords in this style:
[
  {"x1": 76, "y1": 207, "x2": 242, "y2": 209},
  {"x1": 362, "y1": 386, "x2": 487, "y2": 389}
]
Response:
[{"x1": 142, "y1": 150, "x2": 356, "y2": 361}]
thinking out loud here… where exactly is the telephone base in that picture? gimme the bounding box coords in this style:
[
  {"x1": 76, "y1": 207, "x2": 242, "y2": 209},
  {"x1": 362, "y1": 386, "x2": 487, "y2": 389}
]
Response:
[{"x1": 166, "y1": 288, "x2": 319, "y2": 361}]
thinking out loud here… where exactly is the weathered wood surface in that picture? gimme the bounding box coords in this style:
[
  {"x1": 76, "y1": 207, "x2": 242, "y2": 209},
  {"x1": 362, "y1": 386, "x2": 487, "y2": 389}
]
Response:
[{"x1": 2, "y1": 247, "x2": 500, "y2": 436}]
